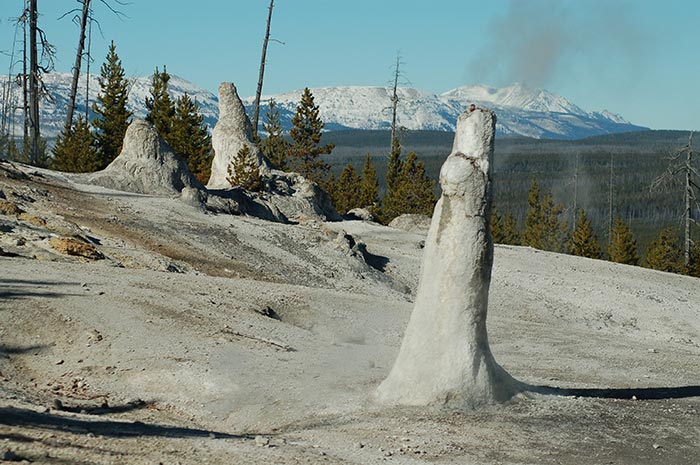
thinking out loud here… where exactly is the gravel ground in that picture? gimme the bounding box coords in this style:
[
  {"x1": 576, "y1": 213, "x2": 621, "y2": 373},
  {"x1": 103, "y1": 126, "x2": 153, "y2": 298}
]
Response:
[{"x1": 1, "y1": 161, "x2": 698, "y2": 464}]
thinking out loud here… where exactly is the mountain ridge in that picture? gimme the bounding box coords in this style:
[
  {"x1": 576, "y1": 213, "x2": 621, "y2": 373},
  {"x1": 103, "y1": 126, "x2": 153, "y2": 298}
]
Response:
[{"x1": 0, "y1": 72, "x2": 648, "y2": 140}]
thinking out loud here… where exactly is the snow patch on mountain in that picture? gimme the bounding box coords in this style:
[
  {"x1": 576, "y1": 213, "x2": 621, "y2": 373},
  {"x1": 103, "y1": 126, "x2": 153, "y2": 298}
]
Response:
[{"x1": 0, "y1": 72, "x2": 647, "y2": 140}]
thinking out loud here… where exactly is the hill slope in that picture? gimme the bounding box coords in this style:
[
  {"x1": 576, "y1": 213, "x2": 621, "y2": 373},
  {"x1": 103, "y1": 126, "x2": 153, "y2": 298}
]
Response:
[{"x1": 0, "y1": 160, "x2": 698, "y2": 464}]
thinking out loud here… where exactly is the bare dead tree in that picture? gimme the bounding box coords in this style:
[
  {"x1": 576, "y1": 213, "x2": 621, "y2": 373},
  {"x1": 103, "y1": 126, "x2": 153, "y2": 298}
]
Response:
[
  {"x1": 28, "y1": 0, "x2": 39, "y2": 164},
  {"x1": 252, "y1": 0, "x2": 276, "y2": 140},
  {"x1": 63, "y1": 0, "x2": 91, "y2": 131},
  {"x1": 27, "y1": 0, "x2": 56, "y2": 165},
  {"x1": 84, "y1": 9, "x2": 93, "y2": 119},
  {"x1": 390, "y1": 53, "x2": 402, "y2": 149},
  {"x1": 573, "y1": 151, "x2": 579, "y2": 230},
  {"x1": 608, "y1": 151, "x2": 614, "y2": 245},
  {"x1": 22, "y1": 3, "x2": 28, "y2": 142},
  {"x1": 60, "y1": 0, "x2": 126, "y2": 129},
  {"x1": 651, "y1": 132, "x2": 699, "y2": 268},
  {"x1": 1, "y1": 14, "x2": 24, "y2": 143}
]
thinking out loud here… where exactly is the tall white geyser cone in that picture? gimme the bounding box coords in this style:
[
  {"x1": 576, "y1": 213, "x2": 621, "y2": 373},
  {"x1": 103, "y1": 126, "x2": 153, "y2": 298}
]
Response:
[
  {"x1": 207, "y1": 82, "x2": 270, "y2": 189},
  {"x1": 375, "y1": 107, "x2": 520, "y2": 409}
]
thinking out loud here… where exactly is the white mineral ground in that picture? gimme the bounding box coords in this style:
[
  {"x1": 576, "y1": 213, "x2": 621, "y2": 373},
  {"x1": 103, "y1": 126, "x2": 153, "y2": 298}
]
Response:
[{"x1": 0, "y1": 126, "x2": 699, "y2": 463}]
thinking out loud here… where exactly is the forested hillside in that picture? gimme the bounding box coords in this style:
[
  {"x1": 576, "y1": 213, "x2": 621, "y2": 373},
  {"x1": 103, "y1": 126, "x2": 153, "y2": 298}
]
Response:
[{"x1": 325, "y1": 129, "x2": 697, "y2": 251}]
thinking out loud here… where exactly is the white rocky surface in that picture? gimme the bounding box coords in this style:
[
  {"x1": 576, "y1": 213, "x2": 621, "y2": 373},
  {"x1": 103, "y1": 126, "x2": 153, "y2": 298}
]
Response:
[
  {"x1": 387, "y1": 213, "x2": 432, "y2": 233},
  {"x1": 79, "y1": 119, "x2": 204, "y2": 199},
  {"x1": 0, "y1": 159, "x2": 699, "y2": 464},
  {"x1": 207, "y1": 82, "x2": 270, "y2": 189},
  {"x1": 376, "y1": 108, "x2": 519, "y2": 408}
]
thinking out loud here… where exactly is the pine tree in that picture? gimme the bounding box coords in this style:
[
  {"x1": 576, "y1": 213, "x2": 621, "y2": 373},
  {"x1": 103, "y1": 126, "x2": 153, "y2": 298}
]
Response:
[
  {"x1": 170, "y1": 93, "x2": 212, "y2": 183},
  {"x1": 608, "y1": 217, "x2": 640, "y2": 266},
  {"x1": 386, "y1": 137, "x2": 402, "y2": 193},
  {"x1": 645, "y1": 227, "x2": 685, "y2": 273},
  {"x1": 260, "y1": 99, "x2": 290, "y2": 170},
  {"x1": 540, "y1": 190, "x2": 569, "y2": 253},
  {"x1": 227, "y1": 144, "x2": 263, "y2": 192},
  {"x1": 358, "y1": 153, "x2": 379, "y2": 209},
  {"x1": 491, "y1": 205, "x2": 505, "y2": 244},
  {"x1": 522, "y1": 179, "x2": 568, "y2": 252},
  {"x1": 333, "y1": 163, "x2": 361, "y2": 215},
  {"x1": 501, "y1": 212, "x2": 521, "y2": 246},
  {"x1": 381, "y1": 138, "x2": 404, "y2": 223},
  {"x1": 289, "y1": 88, "x2": 334, "y2": 184},
  {"x1": 522, "y1": 179, "x2": 544, "y2": 248},
  {"x1": 51, "y1": 115, "x2": 101, "y2": 173},
  {"x1": 569, "y1": 209, "x2": 601, "y2": 259},
  {"x1": 92, "y1": 41, "x2": 132, "y2": 168},
  {"x1": 145, "y1": 65, "x2": 175, "y2": 142},
  {"x1": 394, "y1": 152, "x2": 436, "y2": 217},
  {"x1": 688, "y1": 241, "x2": 700, "y2": 278}
]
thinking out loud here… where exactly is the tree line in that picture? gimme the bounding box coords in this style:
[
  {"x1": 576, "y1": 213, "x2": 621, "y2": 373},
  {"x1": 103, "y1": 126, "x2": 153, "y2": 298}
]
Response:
[{"x1": 491, "y1": 179, "x2": 700, "y2": 278}]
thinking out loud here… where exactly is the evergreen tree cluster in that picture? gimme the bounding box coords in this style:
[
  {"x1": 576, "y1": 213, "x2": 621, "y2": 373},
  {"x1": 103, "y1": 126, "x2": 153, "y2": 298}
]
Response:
[
  {"x1": 51, "y1": 44, "x2": 212, "y2": 182},
  {"x1": 258, "y1": 89, "x2": 434, "y2": 220},
  {"x1": 227, "y1": 144, "x2": 263, "y2": 192},
  {"x1": 487, "y1": 177, "x2": 699, "y2": 278},
  {"x1": 145, "y1": 66, "x2": 212, "y2": 183},
  {"x1": 53, "y1": 41, "x2": 130, "y2": 172}
]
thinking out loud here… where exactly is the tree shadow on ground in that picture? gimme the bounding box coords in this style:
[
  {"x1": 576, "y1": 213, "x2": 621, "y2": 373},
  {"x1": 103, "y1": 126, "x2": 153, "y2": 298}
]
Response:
[
  {"x1": 0, "y1": 279, "x2": 82, "y2": 302},
  {"x1": 528, "y1": 384, "x2": 700, "y2": 400},
  {"x1": 0, "y1": 344, "x2": 49, "y2": 358},
  {"x1": 0, "y1": 406, "x2": 251, "y2": 439}
]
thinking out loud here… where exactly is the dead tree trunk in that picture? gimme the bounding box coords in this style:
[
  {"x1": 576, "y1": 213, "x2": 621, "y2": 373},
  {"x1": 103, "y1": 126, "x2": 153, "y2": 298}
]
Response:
[
  {"x1": 22, "y1": 4, "x2": 28, "y2": 143},
  {"x1": 608, "y1": 151, "x2": 614, "y2": 245},
  {"x1": 252, "y1": 0, "x2": 274, "y2": 140},
  {"x1": 573, "y1": 151, "x2": 579, "y2": 230},
  {"x1": 684, "y1": 132, "x2": 694, "y2": 268},
  {"x1": 28, "y1": 0, "x2": 39, "y2": 165},
  {"x1": 84, "y1": 11, "x2": 92, "y2": 119},
  {"x1": 390, "y1": 53, "x2": 401, "y2": 150},
  {"x1": 65, "y1": 0, "x2": 91, "y2": 131}
]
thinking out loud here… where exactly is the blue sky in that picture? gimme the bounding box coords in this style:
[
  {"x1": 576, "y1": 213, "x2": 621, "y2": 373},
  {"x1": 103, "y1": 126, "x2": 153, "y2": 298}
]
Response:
[{"x1": 1, "y1": 0, "x2": 699, "y2": 130}]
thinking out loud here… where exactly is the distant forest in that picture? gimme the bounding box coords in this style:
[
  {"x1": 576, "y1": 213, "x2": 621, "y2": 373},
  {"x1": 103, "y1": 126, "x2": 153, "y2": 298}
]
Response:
[{"x1": 323, "y1": 129, "x2": 699, "y2": 251}]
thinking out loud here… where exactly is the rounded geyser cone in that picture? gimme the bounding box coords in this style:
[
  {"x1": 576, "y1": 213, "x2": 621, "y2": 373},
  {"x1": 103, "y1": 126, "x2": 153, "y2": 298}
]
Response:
[{"x1": 374, "y1": 108, "x2": 520, "y2": 409}]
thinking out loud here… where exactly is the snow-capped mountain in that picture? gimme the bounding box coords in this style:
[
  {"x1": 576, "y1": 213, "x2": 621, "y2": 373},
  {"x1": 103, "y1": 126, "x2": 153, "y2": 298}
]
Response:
[
  {"x1": 0, "y1": 73, "x2": 647, "y2": 140},
  {"x1": 0, "y1": 72, "x2": 220, "y2": 138},
  {"x1": 248, "y1": 83, "x2": 647, "y2": 139}
]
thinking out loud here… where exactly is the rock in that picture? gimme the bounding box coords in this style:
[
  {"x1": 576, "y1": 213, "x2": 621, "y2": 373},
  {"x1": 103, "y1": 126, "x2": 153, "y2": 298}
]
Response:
[
  {"x1": 18, "y1": 212, "x2": 47, "y2": 227},
  {"x1": 345, "y1": 207, "x2": 375, "y2": 222},
  {"x1": 49, "y1": 237, "x2": 104, "y2": 260},
  {"x1": 262, "y1": 170, "x2": 339, "y2": 222},
  {"x1": 82, "y1": 119, "x2": 204, "y2": 197},
  {"x1": 87, "y1": 329, "x2": 103, "y2": 343},
  {"x1": 388, "y1": 214, "x2": 432, "y2": 234},
  {"x1": 0, "y1": 199, "x2": 24, "y2": 216},
  {"x1": 1, "y1": 448, "x2": 24, "y2": 462},
  {"x1": 207, "y1": 82, "x2": 270, "y2": 189},
  {"x1": 180, "y1": 186, "x2": 207, "y2": 209},
  {"x1": 375, "y1": 107, "x2": 520, "y2": 409},
  {"x1": 254, "y1": 435, "x2": 270, "y2": 447}
]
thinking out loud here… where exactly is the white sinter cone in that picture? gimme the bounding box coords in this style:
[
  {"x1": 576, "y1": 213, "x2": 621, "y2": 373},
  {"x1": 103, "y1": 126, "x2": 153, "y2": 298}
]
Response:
[
  {"x1": 207, "y1": 82, "x2": 270, "y2": 189},
  {"x1": 375, "y1": 107, "x2": 520, "y2": 409}
]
